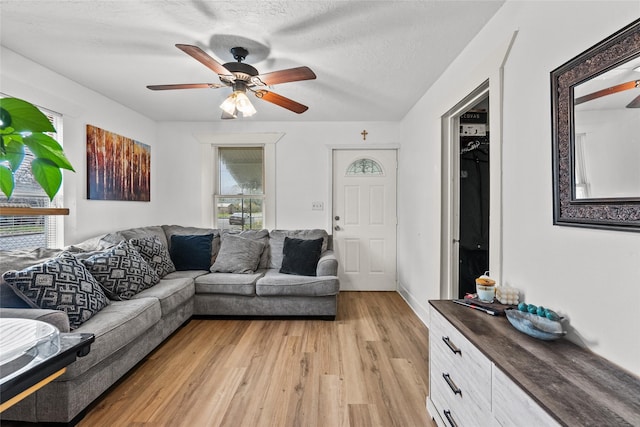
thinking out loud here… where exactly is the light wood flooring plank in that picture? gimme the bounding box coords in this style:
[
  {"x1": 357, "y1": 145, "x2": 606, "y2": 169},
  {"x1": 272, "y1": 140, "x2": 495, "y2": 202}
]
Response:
[{"x1": 78, "y1": 292, "x2": 436, "y2": 427}]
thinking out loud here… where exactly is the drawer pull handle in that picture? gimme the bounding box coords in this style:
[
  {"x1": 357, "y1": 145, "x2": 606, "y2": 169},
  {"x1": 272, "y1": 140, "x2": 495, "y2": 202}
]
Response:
[
  {"x1": 442, "y1": 336, "x2": 461, "y2": 355},
  {"x1": 442, "y1": 373, "x2": 462, "y2": 396},
  {"x1": 443, "y1": 410, "x2": 459, "y2": 427}
]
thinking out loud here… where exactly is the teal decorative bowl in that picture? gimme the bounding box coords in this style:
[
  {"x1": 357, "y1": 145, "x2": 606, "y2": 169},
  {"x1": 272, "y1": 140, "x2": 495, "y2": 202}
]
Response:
[{"x1": 505, "y1": 309, "x2": 566, "y2": 341}]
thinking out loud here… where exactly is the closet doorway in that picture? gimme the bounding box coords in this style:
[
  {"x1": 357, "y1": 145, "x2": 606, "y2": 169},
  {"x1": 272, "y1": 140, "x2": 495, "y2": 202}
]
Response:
[
  {"x1": 457, "y1": 97, "x2": 489, "y2": 298},
  {"x1": 440, "y1": 81, "x2": 491, "y2": 300}
]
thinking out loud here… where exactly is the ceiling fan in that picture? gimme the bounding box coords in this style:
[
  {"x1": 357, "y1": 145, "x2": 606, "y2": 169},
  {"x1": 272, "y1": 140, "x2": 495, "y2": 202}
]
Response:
[{"x1": 147, "y1": 44, "x2": 316, "y2": 119}]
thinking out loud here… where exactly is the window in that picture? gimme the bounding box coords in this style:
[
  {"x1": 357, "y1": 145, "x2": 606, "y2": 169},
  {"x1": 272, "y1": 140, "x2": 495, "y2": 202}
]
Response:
[
  {"x1": 214, "y1": 147, "x2": 264, "y2": 230},
  {"x1": 346, "y1": 158, "x2": 384, "y2": 176},
  {"x1": 0, "y1": 101, "x2": 64, "y2": 250}
]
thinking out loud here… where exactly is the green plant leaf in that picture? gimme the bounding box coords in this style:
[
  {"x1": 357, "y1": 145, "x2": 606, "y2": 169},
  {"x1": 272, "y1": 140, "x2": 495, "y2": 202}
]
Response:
[
  {"x1": 31, "y1": 158, "x2": 62, "y2": 201},
  {"x1": 0, "y1": 140, "x2": 26, "y2": 171},
  {"x1": 24, "y1": 133, "x2": 75, "y2": 171},
  {"x1": 2, "y1": 133, "x2": 24, "y2": 156},
  {"x1": 2, "y1": 132, "x2": 24, "y2": 144},
  {"x1": 0, "y1": 98, "x2": 55, "y2": 133},
  {"x1": 0, "y1": 164, "x2": 15, "y2": 198}
]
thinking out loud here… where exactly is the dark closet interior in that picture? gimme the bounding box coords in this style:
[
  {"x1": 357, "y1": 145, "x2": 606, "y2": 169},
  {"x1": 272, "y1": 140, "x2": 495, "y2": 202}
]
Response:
[{"x1": 458, "y1": 99, "x2": 489, "y2": 298}]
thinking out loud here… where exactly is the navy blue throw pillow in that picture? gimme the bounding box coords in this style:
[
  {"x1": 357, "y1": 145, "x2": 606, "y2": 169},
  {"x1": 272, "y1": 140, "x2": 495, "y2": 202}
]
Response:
[
  {"x1": 279, "y1": 237, "x2": 323, "y2": 277},
  {"x1": 170, "y1": 234, "x2": 213, "y2": 271}
]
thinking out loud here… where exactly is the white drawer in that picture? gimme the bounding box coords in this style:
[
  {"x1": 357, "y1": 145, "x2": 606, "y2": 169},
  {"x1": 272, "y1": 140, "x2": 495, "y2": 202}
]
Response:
[
  {"x1": 430, "y1": 308, "x2": 492, "y2": 399},
  {"x1": 430, "y1": 338, "x2": 492, "y2": 425},
  {"x1": 492, "y1": 366, "x2": 560, "y2": 427},
  {"x1": 429, "y1": 308, "x2": 492, "y2": 425}
]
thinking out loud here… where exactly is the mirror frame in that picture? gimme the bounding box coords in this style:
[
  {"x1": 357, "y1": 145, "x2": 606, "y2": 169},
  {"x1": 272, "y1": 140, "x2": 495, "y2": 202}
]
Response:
[{"x1": 551, "y1": 18, "x2": 640, "y2": 232}]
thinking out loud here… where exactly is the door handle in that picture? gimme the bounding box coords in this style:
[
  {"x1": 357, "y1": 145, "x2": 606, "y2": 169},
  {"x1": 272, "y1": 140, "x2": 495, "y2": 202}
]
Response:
[{"x1": 334, "y1": 225, "x2": 341, "y2": 231}]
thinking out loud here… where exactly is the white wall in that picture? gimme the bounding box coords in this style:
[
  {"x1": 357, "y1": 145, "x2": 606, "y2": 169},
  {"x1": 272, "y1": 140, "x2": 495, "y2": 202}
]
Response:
[
  {"x1": 1, "y1": 47, "x2": 161, "y2": 244},
  {"x1": 398, "y1": 1, "x2": 640, "y2": 376},
  {"x1": 154, "y1": 120, "x2": 400, "y2": 230}
]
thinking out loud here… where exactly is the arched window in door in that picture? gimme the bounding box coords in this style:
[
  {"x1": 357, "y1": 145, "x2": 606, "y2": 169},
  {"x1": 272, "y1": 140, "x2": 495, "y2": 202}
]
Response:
[{"x1": 346, "y1": 158, "x2": 384, "y2": 176}]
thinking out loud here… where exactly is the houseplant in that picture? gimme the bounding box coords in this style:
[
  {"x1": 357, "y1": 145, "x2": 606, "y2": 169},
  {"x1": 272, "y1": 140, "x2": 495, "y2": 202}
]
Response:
[{"x1": 0, "y1": 97, "x2": 74, "y2": 200}]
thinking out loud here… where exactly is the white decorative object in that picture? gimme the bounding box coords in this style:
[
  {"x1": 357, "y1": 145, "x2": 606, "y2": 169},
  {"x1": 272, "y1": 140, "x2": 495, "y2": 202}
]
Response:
[{"x1": 496, "y1": 285, "x2": 519, "y2": 305}]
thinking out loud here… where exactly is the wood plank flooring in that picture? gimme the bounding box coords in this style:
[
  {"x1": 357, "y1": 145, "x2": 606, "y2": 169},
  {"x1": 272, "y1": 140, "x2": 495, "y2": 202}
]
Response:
[{"x1": 79, "y1": 292, "x2": 436, "y2": 427}]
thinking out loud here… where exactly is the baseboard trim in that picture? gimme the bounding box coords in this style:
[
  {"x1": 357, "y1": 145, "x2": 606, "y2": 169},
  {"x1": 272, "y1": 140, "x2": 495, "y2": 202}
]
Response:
[{"x1": 396, "y1": 283, "x2": 430, "y2": 328}]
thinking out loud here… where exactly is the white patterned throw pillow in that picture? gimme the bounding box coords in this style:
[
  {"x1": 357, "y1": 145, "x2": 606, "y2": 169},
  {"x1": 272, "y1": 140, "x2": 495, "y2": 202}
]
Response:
[
  {"x1": 2, "y1": 251, "x2": 110, "y2": 330},
  {"x1": 129, "y1": 235, "x2": 176, "y2": 278},
  {"x1": 82, "y1": 240, "x2": 160, "y2": 300}
]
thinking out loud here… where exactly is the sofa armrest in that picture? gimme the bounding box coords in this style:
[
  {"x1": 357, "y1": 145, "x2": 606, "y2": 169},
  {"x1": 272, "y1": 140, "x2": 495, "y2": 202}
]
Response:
[
  {"x1": 317, "y1": 250, "x2": 338, "y2": 277},
  {"x1": 0, "y1": 307, "x2": 70, "y2": 333}
]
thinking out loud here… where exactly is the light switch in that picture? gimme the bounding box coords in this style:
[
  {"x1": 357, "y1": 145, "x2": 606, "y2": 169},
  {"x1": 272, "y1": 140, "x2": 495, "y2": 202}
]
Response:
[{"x1": 312, "y1": 201, "x2": 324, "y2": 211}]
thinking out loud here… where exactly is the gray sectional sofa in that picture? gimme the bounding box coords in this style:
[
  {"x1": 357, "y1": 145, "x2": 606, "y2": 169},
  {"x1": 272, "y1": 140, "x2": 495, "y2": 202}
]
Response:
[{"x1": 0, "y1": 225, "x2": 339, "y2": 424}]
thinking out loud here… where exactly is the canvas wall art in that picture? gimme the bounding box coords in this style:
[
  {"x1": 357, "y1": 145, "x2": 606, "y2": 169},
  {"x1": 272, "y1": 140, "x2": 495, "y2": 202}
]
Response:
[{"x1": 86, "y1": 125, "x2": 150, "y2": 201}]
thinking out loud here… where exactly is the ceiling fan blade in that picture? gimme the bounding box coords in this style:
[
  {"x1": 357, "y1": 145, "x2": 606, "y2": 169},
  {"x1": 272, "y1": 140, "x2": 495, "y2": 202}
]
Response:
[
  {"x1": 575, "y1": 79, "x2": 639, "y2": 105},
  {"x1": 626, "y1": 94, "x2": 640, "y2": 108},
  {"x1": 175, "y1": 44, "x2": 234, "y2": 79},
  {"x1": 254, "y1": 66, "x2": 316, "y2": 86},
  {"x1": 147, "y1": 83, "x2": 225, "y2": 90},
  {"x1": 255, "y1": 90, "x2": 309, "y2": 114}
]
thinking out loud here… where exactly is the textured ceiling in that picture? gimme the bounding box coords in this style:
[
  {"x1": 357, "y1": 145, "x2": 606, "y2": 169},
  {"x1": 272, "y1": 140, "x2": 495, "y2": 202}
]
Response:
[{"x1": 0, "y1": 1, "x2": 504, "y2": 122}]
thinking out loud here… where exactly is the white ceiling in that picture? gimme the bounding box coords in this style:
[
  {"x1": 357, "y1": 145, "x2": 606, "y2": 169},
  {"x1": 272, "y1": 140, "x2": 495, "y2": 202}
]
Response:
[{"x1": 0, "y1": 1, "x2": 504, "y2": 122}]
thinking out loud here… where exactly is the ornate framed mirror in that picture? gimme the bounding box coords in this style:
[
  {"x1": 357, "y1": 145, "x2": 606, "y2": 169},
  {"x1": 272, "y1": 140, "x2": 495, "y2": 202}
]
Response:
[{"x1": 551, "y1": 18, "x2": 640, "y2": 231}]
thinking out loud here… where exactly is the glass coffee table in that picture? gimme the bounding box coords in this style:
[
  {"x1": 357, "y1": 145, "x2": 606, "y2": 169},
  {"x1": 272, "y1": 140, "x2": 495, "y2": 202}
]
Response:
[{"x1": 0, "y1": 318, "x2": 94, "y2": 412}]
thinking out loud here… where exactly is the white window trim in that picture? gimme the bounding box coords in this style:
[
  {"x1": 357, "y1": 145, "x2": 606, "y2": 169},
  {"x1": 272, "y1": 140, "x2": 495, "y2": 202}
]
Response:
[
  {"x1": 0, "y1": 96, "x2": 64, "y2": 249},
  {"x1": 198, "y1": 135, "x2": 279, "y2": 230}
]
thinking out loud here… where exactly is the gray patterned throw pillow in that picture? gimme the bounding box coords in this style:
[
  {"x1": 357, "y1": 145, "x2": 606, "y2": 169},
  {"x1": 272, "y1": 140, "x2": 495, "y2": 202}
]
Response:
[
  {"x1": 2, "y1": 251, "x2": 109, "y2": 330},
  {"x1": 129, "y1": 235, "x2": 176, "y2": 278},
  {"x1": 82, "y1": 240, "x2": 160, "y2": 300}
]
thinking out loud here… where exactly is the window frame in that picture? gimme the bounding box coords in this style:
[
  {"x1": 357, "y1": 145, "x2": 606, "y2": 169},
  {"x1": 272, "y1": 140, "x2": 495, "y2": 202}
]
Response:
[
  {"x1": 211, "y1": 143, "x2": 276, "y2": 230},
  {"x1": 0, "y1": 99, "x2": 65, "y2": 249}
]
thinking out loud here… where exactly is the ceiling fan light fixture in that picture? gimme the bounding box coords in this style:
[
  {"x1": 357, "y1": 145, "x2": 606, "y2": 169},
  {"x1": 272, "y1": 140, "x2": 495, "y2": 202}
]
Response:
[
  {"x1": 219, "y1": 89, "x2": 256, "y2": 118},
  {"x1": 235, "y1": 91, "x2": 257, "y2": 116},
  {"x1": 220, "y1": 93, "x2": 239, "y2": 116}
]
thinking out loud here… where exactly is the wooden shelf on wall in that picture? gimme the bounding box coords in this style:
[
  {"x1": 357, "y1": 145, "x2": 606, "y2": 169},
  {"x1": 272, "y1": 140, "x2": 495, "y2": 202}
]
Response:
[{"x1": 0, "y1": 207, "x2": 70, "y2": 216}]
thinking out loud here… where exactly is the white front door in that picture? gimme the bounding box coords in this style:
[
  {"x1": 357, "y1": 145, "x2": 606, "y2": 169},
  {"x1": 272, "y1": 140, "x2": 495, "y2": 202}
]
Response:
[{"x1": 332, "y1": 149, "x2": 397, "y2": 291}]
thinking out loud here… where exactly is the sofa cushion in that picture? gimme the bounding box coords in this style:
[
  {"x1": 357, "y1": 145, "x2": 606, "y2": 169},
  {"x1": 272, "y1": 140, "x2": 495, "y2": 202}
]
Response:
[
  {"x1": 163, "y1": 270, "x2": 210, "y2": 280},
  {"x1": 65, "y1": 233, "x2": 118, "y2": 252},
  {"x1": 82, "y1": 241, "x2": 160, "y2": 300},
  {"x1": 169, "y1": 234, "x2": 214, "y2": 271},
  {"x1": 210, "y1": 234, "x2": 265, "y2": 274},
  {"x1": 0, "y1": 282, "x2": 32, "y2": 308},
  {"x1": 0, "y1": 307, "x2": 71, "y2": 333},
  {"x1": 129, "y1": 235, "x2": 176, "y2": 278},
  {"x1": 195, "y1": 271, "x2": 264, "y2": 296},
  {"x1": 256, "y1": 269, "x2": 340, "y2": 297},
  {"x1": 132, "y1": 277, "x2": 194, "y2": 315},
  {"x1": 0, "y1": 247, "x2": 63, "y2": 277},
  {"x1": 220, "y1": 229, "x2": 270, "y2": 269},
  {"x1": 1, "y1": 248, "x2": 63, "y2": 308},
  {"x1": 117, "y1": 225, "x2": 169, "y2": 249},
  {"x1": 280, "y1": 237, "x2": 324, "y2": 277},
  {"x1": 2, "y1": 252, "x2": 109, "y2": 330},
  {"x1": 64, "y1": 297, "x2": 161, "y2": 379},
  {"x1": 268, "y1": 230, "x2": 329, "y2": 269},
  {"x1": 162, "y1": 225, "x2": 220, "y2": 265}
]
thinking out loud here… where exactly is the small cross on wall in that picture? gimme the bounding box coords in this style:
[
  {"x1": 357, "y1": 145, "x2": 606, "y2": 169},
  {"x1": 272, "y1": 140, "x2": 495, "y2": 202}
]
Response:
[{"x1": 361, "y1": 130, "x2": 368, "y2": 140}]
